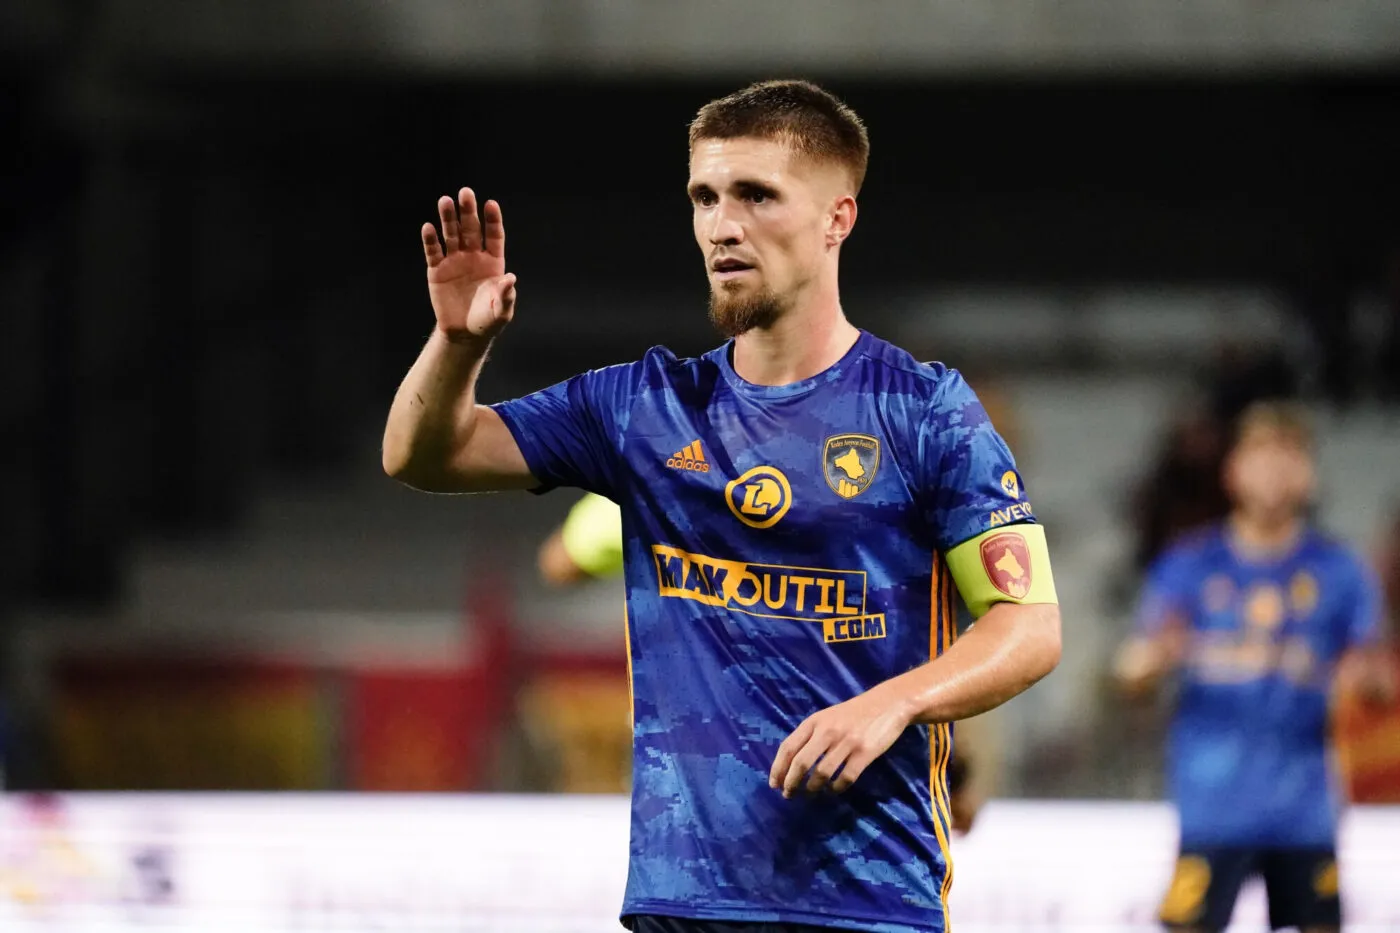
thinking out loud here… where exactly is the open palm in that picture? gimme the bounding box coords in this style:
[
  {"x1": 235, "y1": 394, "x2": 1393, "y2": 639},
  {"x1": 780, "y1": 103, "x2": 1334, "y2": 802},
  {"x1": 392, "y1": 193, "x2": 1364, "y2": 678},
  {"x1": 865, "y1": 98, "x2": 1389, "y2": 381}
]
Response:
[{"x1": 421, "y1": 187, "x2": 516, "y2": 341}]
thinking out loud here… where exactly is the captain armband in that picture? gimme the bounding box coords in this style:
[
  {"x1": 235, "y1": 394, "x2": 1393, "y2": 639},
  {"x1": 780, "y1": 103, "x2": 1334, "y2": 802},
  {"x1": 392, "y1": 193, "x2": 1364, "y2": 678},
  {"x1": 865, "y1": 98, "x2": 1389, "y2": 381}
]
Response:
[{"x1": 944, "y1": 523, "x2": 1058, "y2": 619}]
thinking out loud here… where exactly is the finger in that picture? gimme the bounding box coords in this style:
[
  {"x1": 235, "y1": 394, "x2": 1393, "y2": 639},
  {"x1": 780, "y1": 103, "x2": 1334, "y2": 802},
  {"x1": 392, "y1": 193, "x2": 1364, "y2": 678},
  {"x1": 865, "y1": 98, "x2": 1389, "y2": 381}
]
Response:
[
  {"x1": 830, "y1": 747, "x2": 877, "y2": 794},
  {"x1": 782, "y1": 733, "x2": 833, "y2": 799},
  {"x1": 437, "y1": 196, "x2": 460, "y2": 254},
  {"x1": 497, "y1": 274, "x2": 518, "y2": 320},
  {"x1": 458, "y1": 188, "x2": 481, "y2": 252},
  {"x1": 478, "y1": 273, "x2": 515, "y2": 304},
  {"x1": 804, "y1": 743, "x2": 853, "y2": 795},
  {"x1": 782, "y1": 743, "x2": 823, "y2": 798},
  {"x1": 422, "y1": 223, "x2": 445, "y2": 267},
  {"x1": 482, "y1": 198, "x2": 505, "y2": 259},
  {"x1": 770, "y1": 719, "x2": 815, "y2": 789}
]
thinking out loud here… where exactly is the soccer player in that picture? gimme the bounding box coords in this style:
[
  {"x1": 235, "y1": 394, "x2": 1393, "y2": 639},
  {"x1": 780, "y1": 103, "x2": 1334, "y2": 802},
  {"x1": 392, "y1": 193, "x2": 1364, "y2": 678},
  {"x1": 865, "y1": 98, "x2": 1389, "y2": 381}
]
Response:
[
  {"x1": 383, "y1": 80, "x2": 1061, "y2": 933},
  {"x1": 1115, "y1": 402, "x2": 1394, "y2": 933}
]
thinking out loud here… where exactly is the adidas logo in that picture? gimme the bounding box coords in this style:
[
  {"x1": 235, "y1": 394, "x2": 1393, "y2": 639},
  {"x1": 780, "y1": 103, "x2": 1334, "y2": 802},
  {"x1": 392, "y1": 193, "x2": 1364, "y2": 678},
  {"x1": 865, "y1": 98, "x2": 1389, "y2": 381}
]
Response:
[{"x1": 666, "y1": 440, "x2": 710, "y2": 473}]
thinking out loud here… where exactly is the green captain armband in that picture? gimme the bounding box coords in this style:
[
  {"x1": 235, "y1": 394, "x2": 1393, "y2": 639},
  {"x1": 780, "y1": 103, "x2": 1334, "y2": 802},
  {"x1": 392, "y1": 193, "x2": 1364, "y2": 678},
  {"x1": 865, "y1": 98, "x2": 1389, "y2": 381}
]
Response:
[
  {"x1": 944, "y1": 523, "x2": 1058, "y2": 619},
  {"x1": 560, "y1": 493, "x2": 624, "y2": 579}
]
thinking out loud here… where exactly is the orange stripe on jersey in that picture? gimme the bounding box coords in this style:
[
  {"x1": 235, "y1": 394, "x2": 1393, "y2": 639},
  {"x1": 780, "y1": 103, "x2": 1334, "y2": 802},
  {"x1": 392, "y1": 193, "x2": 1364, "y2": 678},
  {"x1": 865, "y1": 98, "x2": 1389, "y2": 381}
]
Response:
[
  {"x1": 938, "y1": 561, "x2": 957, "y2": 912},
  {"x1": 942, "y1": 561, "x2": 956, "y2": 652},
  {"x1": 939, "y1": 562, "x2": 957, "y2": 911},
  {"x1": 928, "y1": 557, "x2": 954, "y2": 930},
  {"x1": 929, "y1": 724, "x2": 954, "y2": 929}
]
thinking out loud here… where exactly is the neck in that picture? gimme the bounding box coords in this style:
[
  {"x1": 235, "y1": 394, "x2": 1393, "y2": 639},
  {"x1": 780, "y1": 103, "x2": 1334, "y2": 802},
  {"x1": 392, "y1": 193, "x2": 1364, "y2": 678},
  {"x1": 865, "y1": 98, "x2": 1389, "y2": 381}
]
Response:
[
  {"x1": 730, "y1": 281, "x2": 858, "y2": 387},
  {"x1": 1228, "y1": 510, "x2": 1304, "y2": 556}
]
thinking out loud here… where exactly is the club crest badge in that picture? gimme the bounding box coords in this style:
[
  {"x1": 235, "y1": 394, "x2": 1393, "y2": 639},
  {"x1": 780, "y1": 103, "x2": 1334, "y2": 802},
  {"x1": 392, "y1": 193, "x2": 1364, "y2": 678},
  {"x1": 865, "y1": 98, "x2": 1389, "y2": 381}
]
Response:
[{"x1": 823, "y1": 434, "x2": 880, "y2": 499}]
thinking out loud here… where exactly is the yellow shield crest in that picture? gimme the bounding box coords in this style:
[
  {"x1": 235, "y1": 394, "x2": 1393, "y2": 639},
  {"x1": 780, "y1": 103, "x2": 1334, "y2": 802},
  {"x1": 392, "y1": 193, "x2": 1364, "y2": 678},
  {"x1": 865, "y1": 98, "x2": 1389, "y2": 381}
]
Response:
[{"x1": 823, "y1": 434, "x2": 880, "y2": 499}]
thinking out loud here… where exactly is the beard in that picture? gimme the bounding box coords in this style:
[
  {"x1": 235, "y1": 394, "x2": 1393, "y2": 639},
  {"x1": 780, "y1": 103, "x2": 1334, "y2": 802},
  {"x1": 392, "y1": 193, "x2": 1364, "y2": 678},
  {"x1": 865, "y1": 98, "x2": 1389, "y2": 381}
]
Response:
[{"x1": 708, "y1": 283, "x2": 788, "y2": 338}]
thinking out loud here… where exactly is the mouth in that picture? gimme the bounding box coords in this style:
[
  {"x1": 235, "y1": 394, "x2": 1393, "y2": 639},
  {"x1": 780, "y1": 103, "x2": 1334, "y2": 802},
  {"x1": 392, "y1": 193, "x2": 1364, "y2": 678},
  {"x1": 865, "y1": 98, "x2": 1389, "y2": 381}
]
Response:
[{"x1": 710, "y1": 258, "x2": 756, "y2": 281}]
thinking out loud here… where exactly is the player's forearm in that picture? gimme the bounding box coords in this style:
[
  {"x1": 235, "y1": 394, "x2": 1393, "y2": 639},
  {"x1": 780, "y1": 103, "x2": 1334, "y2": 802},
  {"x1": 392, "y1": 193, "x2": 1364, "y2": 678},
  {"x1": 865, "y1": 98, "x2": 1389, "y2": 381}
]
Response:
[
  {"x1": 1113, "y1": 634, "x2": 1179, "y2": 700},
  {"x1": 885, "y1": 602, "x2": 1061, "y2": 725},
  {"x1": 382, "y1": 329, "x2": 491, "y2": 487},
  {"x1": 538, "y1": 530, "x2": 591, "y2": 587},
  {"x1": 1339, "y1": 645, "x2": 1399, "y2": 706}
]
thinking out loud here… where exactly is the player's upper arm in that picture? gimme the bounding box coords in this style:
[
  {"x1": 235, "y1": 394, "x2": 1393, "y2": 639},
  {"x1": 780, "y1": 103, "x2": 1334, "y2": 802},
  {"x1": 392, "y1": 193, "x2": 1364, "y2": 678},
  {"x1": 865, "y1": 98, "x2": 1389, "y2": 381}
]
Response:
[
  {"x1": 386, "y1": 403, "x2": 538, "y2": 494},
  {"x1": 1341, "y1": 552, "x2": 1385, "y2": 651},
  {"x1": 1112, "y1": 547, "x2": 1196, "y2": 695},
  {"x1": 419, "y1": 405, "x2": 536, "y2": 492},
  {"x1": 916, "y1": 369, "x2": 1057, "y2": 618},
  {"x1": 1133, "y1": 547, "x2": 1197, "y2": 637},
  {"x1": 1328, "y1": 551, "x2": 1397, "y2": 702}
]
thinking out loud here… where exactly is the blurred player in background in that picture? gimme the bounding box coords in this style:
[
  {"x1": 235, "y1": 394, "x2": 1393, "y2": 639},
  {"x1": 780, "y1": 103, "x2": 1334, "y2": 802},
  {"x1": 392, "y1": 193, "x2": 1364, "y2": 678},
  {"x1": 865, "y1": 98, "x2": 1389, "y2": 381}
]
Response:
[
  {"x1": 384, "y1": 80, "x2": 1061, "y2": 933},
  {"x1": 539, "y1": 491, "x2": 985, "y2": 832},
  {"x1": 538, "y1": 492, "x2": 624, "y2": 587},
  {"x1": 1115, "y1": 402, "x2": 1395, "y2": 933}
]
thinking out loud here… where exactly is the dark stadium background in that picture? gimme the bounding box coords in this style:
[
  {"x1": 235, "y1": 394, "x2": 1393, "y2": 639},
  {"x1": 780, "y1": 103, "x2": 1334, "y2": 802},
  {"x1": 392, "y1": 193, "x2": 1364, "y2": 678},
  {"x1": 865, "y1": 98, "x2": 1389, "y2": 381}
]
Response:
[{"x1": 9, "y1": 72, "x2": 1396, "y2": 598}]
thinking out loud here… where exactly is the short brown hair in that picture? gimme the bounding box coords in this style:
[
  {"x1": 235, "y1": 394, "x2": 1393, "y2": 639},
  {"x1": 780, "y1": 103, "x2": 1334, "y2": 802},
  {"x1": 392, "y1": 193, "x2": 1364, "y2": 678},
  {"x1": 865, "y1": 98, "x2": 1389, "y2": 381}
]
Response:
[
  {"x1": 1234, "y1": 400, "x2": 1314, "y2": 451},
  {"x1": 688, "y1": 80, "x2": 870, "y2": 194}
]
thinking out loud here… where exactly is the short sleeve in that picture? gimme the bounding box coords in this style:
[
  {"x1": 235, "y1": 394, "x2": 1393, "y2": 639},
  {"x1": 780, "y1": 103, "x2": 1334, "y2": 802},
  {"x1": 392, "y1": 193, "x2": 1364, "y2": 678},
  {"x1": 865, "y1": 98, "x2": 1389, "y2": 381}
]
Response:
[
  {"x1": 560, "y1": 493, "x2": 624, "y2": 578},
  {"x1": 1341, "y1": 554, "x2": 1384, "y2": 650},
  {"x1": 1135, "y1": 549, "x2": 1197, "y2": 636},
  {"x1": 490, "y1": 361, "x2": 642, "y2": 499},
  {"x1": 919, "y1": 370, "x2": 1033, "y2": 552}
]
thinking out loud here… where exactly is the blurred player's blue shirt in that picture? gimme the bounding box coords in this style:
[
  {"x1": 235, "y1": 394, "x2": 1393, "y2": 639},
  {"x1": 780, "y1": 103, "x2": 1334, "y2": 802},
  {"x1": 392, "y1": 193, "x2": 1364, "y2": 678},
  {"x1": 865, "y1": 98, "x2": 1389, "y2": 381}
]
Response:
[
  {"x1": 493, "y1": 331, "x2": 1028, "y2": 933},
  {"x1": 1138, "y1": 526, "x2": 1381, "y2": 848}
]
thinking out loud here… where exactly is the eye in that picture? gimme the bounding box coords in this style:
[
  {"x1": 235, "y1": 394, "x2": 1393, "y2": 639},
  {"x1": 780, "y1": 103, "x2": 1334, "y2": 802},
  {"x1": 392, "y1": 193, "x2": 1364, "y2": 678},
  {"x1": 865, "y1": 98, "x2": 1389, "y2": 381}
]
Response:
[
  {"x1": 693, "y1": 191, "x2": 717, "y2": 207},
  {"x1": 746, "y1": 191, "x2": 768, "y2": 204}
]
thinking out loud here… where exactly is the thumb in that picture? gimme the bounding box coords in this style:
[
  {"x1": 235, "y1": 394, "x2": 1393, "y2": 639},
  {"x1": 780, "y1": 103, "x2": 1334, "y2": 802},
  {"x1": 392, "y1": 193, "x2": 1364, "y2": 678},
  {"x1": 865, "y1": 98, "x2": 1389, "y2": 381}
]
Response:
[
  {"x1": 496, "y1": 273, "x2": 518, "y2": 318},
  {"x1": 491, "y1": 272, "x2": 517, "y2": 299}
]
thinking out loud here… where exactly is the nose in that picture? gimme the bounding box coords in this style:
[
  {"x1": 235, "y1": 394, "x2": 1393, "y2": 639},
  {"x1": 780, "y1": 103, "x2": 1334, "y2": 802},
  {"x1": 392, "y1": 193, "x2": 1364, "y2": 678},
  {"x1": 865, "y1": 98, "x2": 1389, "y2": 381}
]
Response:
[{"x1": 706, "y1": 200, "x2": 744, "y2": 246}]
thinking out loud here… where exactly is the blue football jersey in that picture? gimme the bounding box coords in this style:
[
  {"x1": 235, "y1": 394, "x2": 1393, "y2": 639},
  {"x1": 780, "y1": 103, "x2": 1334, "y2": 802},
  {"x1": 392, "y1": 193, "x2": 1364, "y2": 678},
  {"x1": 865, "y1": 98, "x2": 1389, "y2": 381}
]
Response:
[
  {"x1": 493, "y1": 330, "x2": 1032, "y2": 933},
  {"x1": 1137, "y1": 526, "x2": 1382, "y2": 848}
]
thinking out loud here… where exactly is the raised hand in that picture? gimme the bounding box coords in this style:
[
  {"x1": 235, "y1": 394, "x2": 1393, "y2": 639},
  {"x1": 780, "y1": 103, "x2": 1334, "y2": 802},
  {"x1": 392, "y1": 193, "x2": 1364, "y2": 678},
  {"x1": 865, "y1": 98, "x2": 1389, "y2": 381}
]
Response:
[{"x1": 421, "y1": 188, "x2": 516, "y2": 342}]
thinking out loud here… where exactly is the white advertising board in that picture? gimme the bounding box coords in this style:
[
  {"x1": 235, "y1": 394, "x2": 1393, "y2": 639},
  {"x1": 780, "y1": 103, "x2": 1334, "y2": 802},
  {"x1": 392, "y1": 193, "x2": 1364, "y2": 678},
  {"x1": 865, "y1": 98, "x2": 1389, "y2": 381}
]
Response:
[{"x1": 1, "y1": 795, "x2": 1397, "y2": 932}]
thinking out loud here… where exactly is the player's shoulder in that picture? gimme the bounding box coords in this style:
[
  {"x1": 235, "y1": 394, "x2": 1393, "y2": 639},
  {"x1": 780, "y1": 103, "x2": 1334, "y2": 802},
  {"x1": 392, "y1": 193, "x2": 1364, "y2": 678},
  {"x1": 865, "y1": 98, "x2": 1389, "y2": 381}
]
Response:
[
  {"x1": 1156, "y1": 525, "x2": 1228, "y2": 574},
  {"x1": 856, "y1": 332, "x2": 952, "y2": 386},
  {"x1": 1302, "y1": 527, "x2": 1372, "y2": 579},
  {"x1": 851, "y1": 332, "x2": 972, "y2": 410},
  {"x1": 632, "y1": 344, "x2": 730, "y2": 408},
  {"x1": 587, "y1": 344, "x2": 722, "y2": 399},
  {"x1": 589, "y1": 344, "x2": 688, "y2": 378},
  {"x1": 629, "y1": 344, "x2": 716, "y2": 381},
  {"x1": 1303, "y1": 525, "x2": 1357, "y2": 556}
]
